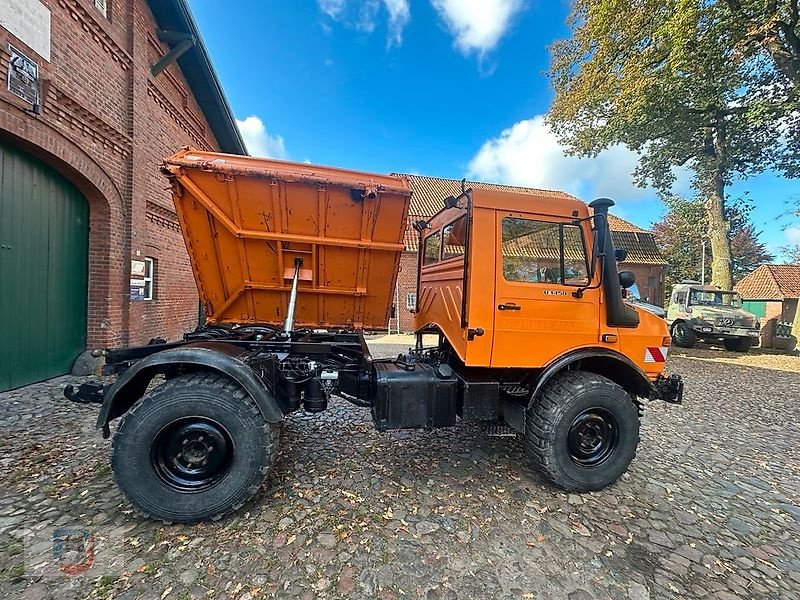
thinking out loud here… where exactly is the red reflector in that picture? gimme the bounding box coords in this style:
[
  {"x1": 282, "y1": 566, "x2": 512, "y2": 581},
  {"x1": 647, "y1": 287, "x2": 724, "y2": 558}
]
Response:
[{"x1": 662, "y1": 336, "x2": 672, "y2": 346}]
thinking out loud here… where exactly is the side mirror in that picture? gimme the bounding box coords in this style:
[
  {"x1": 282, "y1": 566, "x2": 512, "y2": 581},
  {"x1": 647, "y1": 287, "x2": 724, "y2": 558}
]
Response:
[
  {"x1": 619, "y1": 270, "x2": 636, "y2": 289},
  {"x1": 614, "y1": 248, "x2": 628, "y2": 262}
]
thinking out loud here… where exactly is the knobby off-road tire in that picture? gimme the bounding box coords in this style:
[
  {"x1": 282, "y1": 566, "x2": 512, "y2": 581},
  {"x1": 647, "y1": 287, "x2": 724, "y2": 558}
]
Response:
[
  {"x1": 723, "y1": 337, "x2": 751, "y2": 353},
  {"x1": 524, "y1": 370, "x2": 640, "y2": 492},
  {"x1": 672, "y1": 322, "x2": 696, "y2": 348},
  {"x1": 111, "y1": 372, "x2": 280, "y2": 523}
]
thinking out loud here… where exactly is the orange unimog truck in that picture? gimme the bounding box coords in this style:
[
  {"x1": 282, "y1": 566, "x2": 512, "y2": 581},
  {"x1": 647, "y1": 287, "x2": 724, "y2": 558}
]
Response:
[{"x1": 70, "y1": 149, "x2": 683, "y2": 523}]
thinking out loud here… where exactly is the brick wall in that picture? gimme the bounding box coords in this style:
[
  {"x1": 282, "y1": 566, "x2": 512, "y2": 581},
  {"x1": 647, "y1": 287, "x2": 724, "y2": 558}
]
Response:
[
  {"x1": 758, "y1": 301, "x2": 783, "y2": 348},
  {"x1": 0, "y1": 0, "x2": 220, "y2": 347},
  {"x1": 394, "y1": 252, "x2": 419, "y2": 332},
  {"x1": 625, "y1": 264, "x2": 666, "y2": 306}
]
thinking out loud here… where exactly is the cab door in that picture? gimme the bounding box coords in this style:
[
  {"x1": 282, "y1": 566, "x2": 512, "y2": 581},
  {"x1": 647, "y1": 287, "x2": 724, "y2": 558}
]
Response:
[{"x1": 490, "y1": 211, "x2": 600, "y2": 368}]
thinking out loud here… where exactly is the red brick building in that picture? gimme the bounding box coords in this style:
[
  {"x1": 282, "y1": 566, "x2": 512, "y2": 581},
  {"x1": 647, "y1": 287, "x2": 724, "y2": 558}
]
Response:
[
  {"x1": 735, "y1": 264, "x2": 800, "y2": 348},
  {"x1": 0, "y1": 0, "x2": 245, "y2": 390},
  {"x1": 389, "y1": 175, "x2": 667, "y2": 333}
]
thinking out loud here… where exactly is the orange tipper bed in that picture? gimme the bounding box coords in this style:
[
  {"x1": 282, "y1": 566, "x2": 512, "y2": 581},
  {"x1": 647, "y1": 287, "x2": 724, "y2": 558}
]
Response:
[{"x1": 162, "y1": 149, "x2": 412, "y2": 330}]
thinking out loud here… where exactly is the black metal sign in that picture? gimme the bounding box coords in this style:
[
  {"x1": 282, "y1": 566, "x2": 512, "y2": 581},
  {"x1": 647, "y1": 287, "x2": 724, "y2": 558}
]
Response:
[{"x1": 7, "y1": 45, "x2": 39, "y2": 106}]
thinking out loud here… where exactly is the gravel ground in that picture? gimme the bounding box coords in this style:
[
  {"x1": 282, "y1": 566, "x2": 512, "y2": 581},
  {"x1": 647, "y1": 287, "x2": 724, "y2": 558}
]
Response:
[{"x1": 1, "y1": 341, "x2": 799, "y2": 600}]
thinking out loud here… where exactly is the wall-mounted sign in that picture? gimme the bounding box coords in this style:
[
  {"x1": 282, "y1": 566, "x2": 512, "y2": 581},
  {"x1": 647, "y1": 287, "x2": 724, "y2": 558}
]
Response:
[
  {"x1": 131, "y1": 260, "x2": 146, "y2": 278},
  {"x1": 7, "y1": 45, "x2": 39, "y2": 105},
  {"x1": 0, "y1": 0, "x2": 51, "y2": 61}
]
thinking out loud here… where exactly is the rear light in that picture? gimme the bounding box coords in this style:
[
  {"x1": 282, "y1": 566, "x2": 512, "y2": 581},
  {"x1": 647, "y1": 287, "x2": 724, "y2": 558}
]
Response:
[{"x1": 662, "y1": 336, "x2": 671, "y2": 346}]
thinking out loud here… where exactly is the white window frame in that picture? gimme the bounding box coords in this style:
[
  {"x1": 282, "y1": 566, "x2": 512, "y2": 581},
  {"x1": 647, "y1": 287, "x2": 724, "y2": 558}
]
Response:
[
  {"x1": 143, "y1": 257, "x2": 155, "y2": 301},
  {"x1": 94, "y1": 0, "x2": 108, "y2": 18},
  {"x1": 406, "y1": 292, "x2": 416, "y2": 311}
]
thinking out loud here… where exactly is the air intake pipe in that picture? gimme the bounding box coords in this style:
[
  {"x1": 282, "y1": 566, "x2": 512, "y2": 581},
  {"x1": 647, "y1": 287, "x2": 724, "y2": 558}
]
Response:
[{"x1": 589, "y1": 198, "x2": 640, "y2": 329}]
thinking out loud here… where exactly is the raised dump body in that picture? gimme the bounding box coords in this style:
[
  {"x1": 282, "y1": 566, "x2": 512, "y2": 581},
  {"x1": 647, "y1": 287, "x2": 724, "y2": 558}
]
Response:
[{"x1": 162, "y1": 149, "x2": 411, "y2": 330}]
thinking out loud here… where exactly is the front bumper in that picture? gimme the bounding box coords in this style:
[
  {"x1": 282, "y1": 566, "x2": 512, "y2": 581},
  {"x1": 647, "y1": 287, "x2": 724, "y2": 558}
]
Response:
[
  {"x1": 650, "y1": 374, "x2": 683, "y2": 404},
  {"x1": 691, "y1": 323, "x2": 760, "y2": 339}
]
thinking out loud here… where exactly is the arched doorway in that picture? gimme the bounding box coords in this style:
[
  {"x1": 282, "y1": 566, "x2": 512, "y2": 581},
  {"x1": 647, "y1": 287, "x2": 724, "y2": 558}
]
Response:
[{"x1": 0, "y1": 141, "x2": 89, "y2": 391}]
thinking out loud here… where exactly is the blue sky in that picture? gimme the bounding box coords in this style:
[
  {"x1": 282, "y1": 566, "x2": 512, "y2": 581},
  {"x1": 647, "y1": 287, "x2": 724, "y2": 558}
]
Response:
[{"x1": 189, "y1": 0, "x2": 799, "y2": 259}]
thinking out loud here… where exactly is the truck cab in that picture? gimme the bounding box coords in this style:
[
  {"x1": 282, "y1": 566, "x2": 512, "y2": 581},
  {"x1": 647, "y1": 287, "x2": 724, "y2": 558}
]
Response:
[{"x1": 416, "y1": 188, "x2": 674, "y2": 381}]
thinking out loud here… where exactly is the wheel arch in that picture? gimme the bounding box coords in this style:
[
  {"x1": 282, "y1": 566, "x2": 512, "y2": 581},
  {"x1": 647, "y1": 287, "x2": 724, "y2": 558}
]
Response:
[
  {"x1": 96, "y1": 344, "x2": 283, "y2": 436},
  {"x1": 670, "y1": 318, "x2": 687, "y2": 330},
  {"x1": 527, "y1": 347, "x2": 652, "y2": 408}
]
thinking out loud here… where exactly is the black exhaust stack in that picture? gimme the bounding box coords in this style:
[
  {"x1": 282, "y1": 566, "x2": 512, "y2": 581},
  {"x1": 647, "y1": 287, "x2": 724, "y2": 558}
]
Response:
[{"x1": 589, "y1": 198, "x2": 640, "y2": 329}]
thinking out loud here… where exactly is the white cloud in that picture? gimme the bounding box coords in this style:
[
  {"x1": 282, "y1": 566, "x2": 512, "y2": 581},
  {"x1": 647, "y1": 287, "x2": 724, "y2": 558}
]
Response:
[
  {"x1": 318, "y1": 0, "x2": 346, "y2": 19},
  {"x1": 431, "y1": 0, "x2": 524, "y2": 56},
  {"x1": 318, "y1": 0, "x2": 410, "y2": 48},
  {"x1": 236, "y1": 116, "x2": 288, "y2": 160},
  {"x1": 356, "y1": 1, "x2": 379, "y2": 33},
  {"x1": 467, "y1": 115, "x2": 659, "y2": 202},
  {"x1": 384, "y1": 0, "x2": 411, "y2": 47},
  {"x1": 786, "y1": 227, "x2": 800, "y2": 245}
]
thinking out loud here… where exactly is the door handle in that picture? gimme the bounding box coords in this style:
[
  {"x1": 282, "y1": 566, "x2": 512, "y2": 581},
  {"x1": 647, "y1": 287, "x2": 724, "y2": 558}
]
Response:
[{"x1": 497, "y1": 303, "x2": 521, "y2": 311}]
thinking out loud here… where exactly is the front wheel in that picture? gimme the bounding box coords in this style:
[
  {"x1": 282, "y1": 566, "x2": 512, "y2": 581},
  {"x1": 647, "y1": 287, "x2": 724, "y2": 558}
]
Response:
[
  {"x1": 524, "y1": 371, "x2": 640, "y2": 492},
  {"x1": 672, "y1": 322, "x2": 696, "y2": 348},
  {"x1": 111, "y1": 372, "x2": 280, "y2": 523}
]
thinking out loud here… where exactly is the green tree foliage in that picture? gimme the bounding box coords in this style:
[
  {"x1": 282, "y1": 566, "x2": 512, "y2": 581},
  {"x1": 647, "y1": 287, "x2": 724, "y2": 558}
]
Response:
[
  {"x1": 722, "y1": 1, "x2": 800, "y2": 89},
  {"x1": 652, "y1": 197, "x2": 774, "y2": 300},
  {"x1": 548, "y1": 0, "x2": 798, "y2": 290}
]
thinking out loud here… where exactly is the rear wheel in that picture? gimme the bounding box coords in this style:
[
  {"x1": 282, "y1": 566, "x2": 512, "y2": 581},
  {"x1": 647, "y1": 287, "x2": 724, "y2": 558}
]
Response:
[
  {"x1": 524, "y1": 371, "x2": 640, "y2": 491},
  {"x1": 723, "y1": 337, "x2": 752, "y2": 353},
  {"x1": 111, "y1": 372, "x2": 280, "y2": 523},
  {"x1": 672, "y1": 322, "x2": 696, "y2": 348}
]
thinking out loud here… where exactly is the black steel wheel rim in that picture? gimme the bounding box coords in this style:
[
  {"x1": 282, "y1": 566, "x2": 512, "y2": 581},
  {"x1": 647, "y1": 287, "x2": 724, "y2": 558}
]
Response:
[
  {"x1": 151, "y1": 417, "x2": 234, "y2": 492},
  {"x1": 674, "y1": 323, "x2": 686, "y2": 339},
  {"x1": 567, "y1": 408, "x2": 619, "y2": 467}
]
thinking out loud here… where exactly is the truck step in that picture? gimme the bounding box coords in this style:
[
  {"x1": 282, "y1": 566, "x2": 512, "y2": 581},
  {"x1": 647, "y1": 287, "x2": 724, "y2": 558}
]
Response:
[{"x1": 483, "y1": 423, "x2": 518, "y2": 437}]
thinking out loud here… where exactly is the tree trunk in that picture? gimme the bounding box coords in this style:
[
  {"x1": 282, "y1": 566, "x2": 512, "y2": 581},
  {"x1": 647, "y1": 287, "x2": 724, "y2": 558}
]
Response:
[{"x1": 705, "y1": 171, "x2": 733, "y2": 290}]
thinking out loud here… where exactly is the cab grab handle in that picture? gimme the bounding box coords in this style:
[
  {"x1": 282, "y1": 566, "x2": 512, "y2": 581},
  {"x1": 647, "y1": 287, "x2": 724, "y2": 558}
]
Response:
[{"x1": 498, "y1": 303, "x2": 521, "y2": 311}]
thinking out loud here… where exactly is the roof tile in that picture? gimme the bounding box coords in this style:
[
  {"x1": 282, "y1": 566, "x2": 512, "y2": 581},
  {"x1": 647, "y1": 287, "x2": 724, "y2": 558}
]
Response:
[{"x1": 735, "y1": 264, "x2": 800, "y2": 300}]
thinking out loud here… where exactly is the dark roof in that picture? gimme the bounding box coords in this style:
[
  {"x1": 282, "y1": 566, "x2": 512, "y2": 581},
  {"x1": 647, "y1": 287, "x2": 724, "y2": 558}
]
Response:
[
  {"x1": 734, "y1": 264, "x2": 800, "y2": 300},
  {"x1": 399, "y1": 175, "x2": 666, "y2": 265},
  {"x1": 147, "y1": 1, "x2": 246, "y2": 155}
]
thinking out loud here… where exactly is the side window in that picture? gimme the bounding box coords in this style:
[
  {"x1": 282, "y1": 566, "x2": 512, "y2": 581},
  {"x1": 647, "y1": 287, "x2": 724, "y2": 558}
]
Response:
[
  {"x1": 95, "y1": 0, "x2": 109, "y2": 18},
  {"x1": 143, "y1": 257, "x2": 155, "y2": 300},
  {"x1": 501, "y1": 217, "x2": 589, "y2": 286},
  {"x1": 441, "y1": 216, "x2": 466, "y2": 260},
  {"x1": 676, "y1": 291, "x2": 687, "y2": 306},
  {"x1": 562, "y1": 224, "x2": 590, "y2": 285},
  {"x1": 423, "y1": 231, "x2": 440, "y2": 266},
  {"x1": 406, "y1": 292, "x2": 416, "y2": 311}
]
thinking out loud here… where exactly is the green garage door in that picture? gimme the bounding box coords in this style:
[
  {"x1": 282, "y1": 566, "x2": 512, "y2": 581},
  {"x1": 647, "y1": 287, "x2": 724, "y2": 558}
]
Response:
[{"x1": 0, "y1": 142, "x2": 89, "y2": 391}]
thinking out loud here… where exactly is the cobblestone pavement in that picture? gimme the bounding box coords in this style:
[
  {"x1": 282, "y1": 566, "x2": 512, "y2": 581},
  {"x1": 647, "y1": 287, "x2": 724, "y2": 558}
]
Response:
[{"x1": 1, "y1": 344, "x2": 799, "y2": 600}]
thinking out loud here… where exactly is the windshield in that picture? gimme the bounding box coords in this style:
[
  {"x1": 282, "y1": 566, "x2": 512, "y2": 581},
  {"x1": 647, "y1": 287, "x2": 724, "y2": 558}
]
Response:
[{"x1": 688, "y1": 290, "x2": 742, "y2": 308}]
